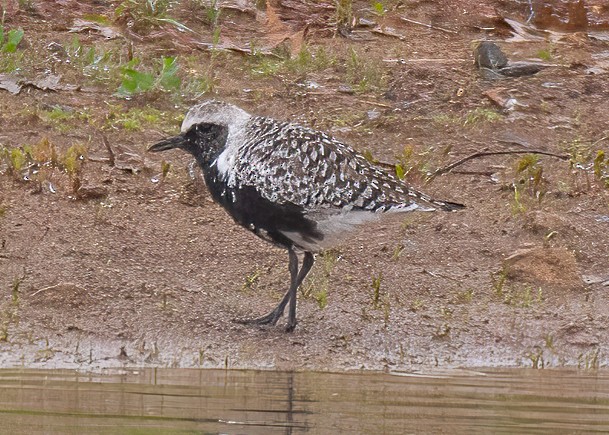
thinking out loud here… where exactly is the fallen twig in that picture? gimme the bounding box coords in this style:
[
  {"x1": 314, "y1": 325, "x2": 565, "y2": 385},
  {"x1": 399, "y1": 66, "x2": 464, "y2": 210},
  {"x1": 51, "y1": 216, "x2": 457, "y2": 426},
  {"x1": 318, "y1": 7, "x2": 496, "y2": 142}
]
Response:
[
  {"x1": 101, "y1": 133, "x2": 115, "y2": 167},
  {"x1": 194, "y1": 41, "x2": 281, "y2": 58},
  {"x1": 31, "y1": 282, "x2": 83, "y2": 297},
  {"x1": 592, "y1": 135, "x2": 609, "y2": 147},
  {"x1": 421, "y1": 268, "x2": 461, "y2": 282},
  {"x1": 400, "y1": 16, "x2": 457, "y2": 35},
  {"x1": 427, "y1": 149, "x2": 570, "y2": 182},
  {"x1": 358, "y1": 99, "x2": 393, "y2": 109},
  {"x1": 371, "y1": 26, "x2": 406, "y2": 40},
  {"x1": 383, "y1": 58, "x2": 468, "y2": 64}
]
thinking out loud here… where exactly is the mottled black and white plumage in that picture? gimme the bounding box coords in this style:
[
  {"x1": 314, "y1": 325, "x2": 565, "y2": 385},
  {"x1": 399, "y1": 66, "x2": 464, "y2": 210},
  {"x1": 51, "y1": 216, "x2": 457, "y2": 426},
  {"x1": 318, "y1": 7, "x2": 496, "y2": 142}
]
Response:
[{"x1": 149, "y1": 100, "x2": 464, "y2": 332}]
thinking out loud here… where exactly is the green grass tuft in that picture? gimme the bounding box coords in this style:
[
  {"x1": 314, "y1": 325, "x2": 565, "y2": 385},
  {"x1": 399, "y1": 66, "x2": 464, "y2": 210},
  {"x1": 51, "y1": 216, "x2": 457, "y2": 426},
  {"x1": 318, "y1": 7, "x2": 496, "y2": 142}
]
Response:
[{"x1": 117, "y1": 56, "x2": 181, "y2": 96}]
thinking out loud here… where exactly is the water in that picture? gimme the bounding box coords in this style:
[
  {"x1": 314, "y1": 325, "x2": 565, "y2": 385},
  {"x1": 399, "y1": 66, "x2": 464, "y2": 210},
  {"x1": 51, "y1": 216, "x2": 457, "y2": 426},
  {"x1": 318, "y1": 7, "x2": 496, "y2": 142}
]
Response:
[{"x1": 1, "y1": 368, "x2": 609, "y2": 434}]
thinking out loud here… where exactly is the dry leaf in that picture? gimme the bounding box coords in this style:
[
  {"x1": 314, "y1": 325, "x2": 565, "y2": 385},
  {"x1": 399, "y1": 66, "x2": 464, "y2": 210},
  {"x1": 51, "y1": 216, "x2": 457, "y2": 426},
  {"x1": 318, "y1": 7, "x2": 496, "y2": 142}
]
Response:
[{"x1": 69, "y1": 18, "x2": 121, "y2": 39}]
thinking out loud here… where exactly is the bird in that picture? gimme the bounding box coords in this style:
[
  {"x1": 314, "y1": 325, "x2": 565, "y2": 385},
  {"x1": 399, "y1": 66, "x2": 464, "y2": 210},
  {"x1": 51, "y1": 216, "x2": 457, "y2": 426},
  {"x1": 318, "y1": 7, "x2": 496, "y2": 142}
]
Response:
[{"x1": 148, "y1": 100, "x2": 464, "y2": 332}]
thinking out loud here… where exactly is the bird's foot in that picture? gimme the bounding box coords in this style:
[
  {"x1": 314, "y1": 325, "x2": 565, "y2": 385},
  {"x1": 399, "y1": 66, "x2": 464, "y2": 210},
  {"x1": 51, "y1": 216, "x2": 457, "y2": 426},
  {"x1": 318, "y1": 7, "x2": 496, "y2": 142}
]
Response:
[
  {"x1": 234, "y1": 310, "x2": 283, "y2": 327},
  {"x1": 285, "y1": 320, "x2": 297, "y2": 333}
]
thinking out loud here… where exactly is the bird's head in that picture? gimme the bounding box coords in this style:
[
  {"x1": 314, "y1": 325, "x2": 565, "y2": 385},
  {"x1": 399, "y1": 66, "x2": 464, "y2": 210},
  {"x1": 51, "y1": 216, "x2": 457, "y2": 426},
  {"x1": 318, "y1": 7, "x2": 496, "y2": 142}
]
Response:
[
  {"x1": 180, "y1": 100, "x2": 251, "y2": 133},
  {"x1": 149, "y1": 100, "x2": 250, "y2": 164},
  {"x1": 148, "y1": 122, "x2": 230, "y2": 167}
]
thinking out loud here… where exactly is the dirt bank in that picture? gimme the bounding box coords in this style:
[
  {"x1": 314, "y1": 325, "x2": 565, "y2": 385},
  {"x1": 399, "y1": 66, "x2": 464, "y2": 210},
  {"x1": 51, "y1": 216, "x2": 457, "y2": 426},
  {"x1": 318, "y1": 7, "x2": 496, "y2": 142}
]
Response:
[{"x1": 1, "y1": 0, "x2": 608, "y2": 371}]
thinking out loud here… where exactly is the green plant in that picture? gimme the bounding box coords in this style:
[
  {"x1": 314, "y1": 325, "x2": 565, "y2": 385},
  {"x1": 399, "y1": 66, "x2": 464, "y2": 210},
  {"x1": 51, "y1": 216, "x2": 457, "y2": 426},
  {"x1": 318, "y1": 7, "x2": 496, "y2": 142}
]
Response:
[
  {"x1": 1, "y1": 138, "x2": 89, "y2": 190},
  {"x1": 39, "y1": 106, "x2": 91, "y2": 132},
  {"x1": 65, "y1": 36, "x2": 119, "y2": 83},
  {"x1": 511, "y1": 184, "x2": 525, "y2": 214},
  {"x1": 115, "y1": 0, "x2": 191, "y2": 33},
  {"x1": 391, "y1": 243, "x2": 404, "y2": 261},
  {"x1": 159, "y1": 290, "x2": 172, "y2": 310},
  {"x1": 394, "y1": 144, "x2": 433, "y2": 181},
  {"x1": 371, "y1": 1, "x2": 385, "y2": 16},
  {"x1": 0, "y1": 25, "x2": 24, "y2": 53},
  {"x1": 242, "y1": 268, "x2": 262, "y2": 291},
  {"x1": 536, "y1": 47, "x2": 552, "y2": 62},
  {"x1": 0, "y1": 322, "x2": 7, "y2": 342},
  {"x1": 116, "y1": 56, "x2": 181, "y2": 96},
  {"x1": 454, "y1": 288, "x2": 474, "y2": 304},
  {"x1": 463, "y1": 107, "x2": 502, "y2": 125},
  {"x1": 183, "y1": 72, "x2": 216, "y2": 97},
  {"x1": 491, "y1": 268, "x2": 508, "y2": 296},
  {"x1": 371, "y1": 272, "x2": 382, "y2": 308},
  {"x1": 9, "y1": 148, "x2": 27, "y2": 172},
  {"x1": 527, "y1": 347, "x2": 545, "y2": 369},
  {"x1": 514, "y1": 154, "x2": 546, "y2": 202},
  {"x1": 0, "y1": 270, "x2": 26, "y2": 342},
  {"x1": 30, "y1": 137, "x2": 58, "y2": 166},
  {"x1": 593, "y1": 150, "x2": 609, "y2": 188},
  {"x1": 63, "y1": 143, "x2": 87, "y2": 176},
  {"x1": 250, "y1": 45, "x2": 335, "y2": 78},
  {"x1": 106, "y1": 105, "x2": 183, "y2": 131},
  {"x1": 509, "y1": 153, "x2": 547, "y2": 214},
  {"x1": 335, "y1": 0, "x2": 353, "y2": 33},
  {"x1": 315, "y1": 288, "x2": 328, "y2": 309},
  {"x1": 12, "y1": 275, "x2": 23, "y2": 306},
  {"x1": 578, "y1": 348, "x2": 600, "y2": 370},
  {"x1": 493, "y1": 270, "x2": 543, "y2": 307},
  {"x1": 345, "y1": 47, "x2": 386, "y2": 93},
  {"x1": 410, "y1": 298, "x2": 424, "y2": 311},
  {"x1": 302, "y1": 249, "x2": 339, "y2": 309},
  {"x1": 161, "y1": 160, "x2": 171, "y2": 178},
  {"x1": 564, "y1": 138, "x2": 609, "y2": 192},
  {"x1": 1, "y1": 145, "x2": 24, "y2": 175},
  {"x1": 109, "y1": 107, "x2": 163, "y2": 130},
  {"x1": 566, "y1": 137, "x2": 592, "y2": 166},
  {"x1": 204, "y1": 0, "x2": 221, "y2": 29},
  {"x1": 0, "y1": 25, "x2": 25, "y2": 72}
]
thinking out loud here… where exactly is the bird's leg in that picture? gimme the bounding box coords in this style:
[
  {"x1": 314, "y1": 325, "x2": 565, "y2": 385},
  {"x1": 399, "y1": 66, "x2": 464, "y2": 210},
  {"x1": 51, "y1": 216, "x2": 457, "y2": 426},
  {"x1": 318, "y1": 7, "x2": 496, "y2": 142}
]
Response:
[
  {"x1": 235, "y1": 247, "x2": 299, "y2": 327},
  {"x1": 236, "y1": 249, "x2": 314, "y2": 331},
  {"x1": 285, "y1": 251, "x2": 314, "y2": 332}
]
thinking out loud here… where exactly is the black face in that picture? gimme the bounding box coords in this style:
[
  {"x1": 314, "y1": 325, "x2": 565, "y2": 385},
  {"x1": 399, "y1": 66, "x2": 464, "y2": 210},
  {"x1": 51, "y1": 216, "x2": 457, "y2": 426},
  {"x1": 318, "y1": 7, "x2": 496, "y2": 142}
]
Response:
[
  {"x1": 149, "y1": 123, "x2": 229, "y2": 167},
  {"x1": 182, "y1": 123, "x2": 229, "y2": 157}
]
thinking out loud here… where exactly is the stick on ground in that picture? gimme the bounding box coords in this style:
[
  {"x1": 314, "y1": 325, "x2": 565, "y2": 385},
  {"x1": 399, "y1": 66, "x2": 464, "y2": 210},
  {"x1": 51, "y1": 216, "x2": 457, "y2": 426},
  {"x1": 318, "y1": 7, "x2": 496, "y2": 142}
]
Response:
[{"x1": 427, "y1": 149, "x2": 570, "y2": 182}]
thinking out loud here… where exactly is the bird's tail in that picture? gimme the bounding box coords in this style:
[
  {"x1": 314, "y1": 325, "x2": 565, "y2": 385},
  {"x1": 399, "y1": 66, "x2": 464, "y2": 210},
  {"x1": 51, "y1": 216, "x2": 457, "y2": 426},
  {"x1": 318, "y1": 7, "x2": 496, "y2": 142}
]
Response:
[{"x1": 408, "y1": 188, "x2": 465, "y2": 211}]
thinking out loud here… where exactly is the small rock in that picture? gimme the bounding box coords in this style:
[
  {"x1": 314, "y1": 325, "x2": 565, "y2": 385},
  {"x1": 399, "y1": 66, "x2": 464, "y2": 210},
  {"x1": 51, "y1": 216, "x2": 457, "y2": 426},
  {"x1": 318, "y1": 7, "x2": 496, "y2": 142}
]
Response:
[
  {"x1": 474, "y1": 41, "x2": 549, "y2": 78},
  {"x1": 581, "y1": 275, "x2": 609, "y2": 286},
  {"x1": 356, "y1": 17, "x2": 376, "y2": 28},
  {"x1": 111, "y1": 144, "x2": 145, "y2": 173},
  {"x1": 337, "y1": 84, "x2": 355, "y2": 94},
  {"x1": 366, "y1": 110, "x2": 381, "y2": 120},
  {"x1": 0, "y1": 73, "x2": 22, "y2": 94},
  {"x1": 305, "y1": 80, "x2": 320, "y2": 89},
  {"x1": 474, "y1": 41, "x2": 509, "y2": 69},
  {"x1": 498, "y1": 62, "x2": 547, "y2": 77}
]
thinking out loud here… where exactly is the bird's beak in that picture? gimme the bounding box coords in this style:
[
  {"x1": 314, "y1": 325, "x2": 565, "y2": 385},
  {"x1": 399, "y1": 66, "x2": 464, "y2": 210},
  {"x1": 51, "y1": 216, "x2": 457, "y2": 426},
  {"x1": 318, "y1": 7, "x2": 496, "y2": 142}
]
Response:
[{"x1": 148, "y1": 135, "x2": 185, "y2": 152}]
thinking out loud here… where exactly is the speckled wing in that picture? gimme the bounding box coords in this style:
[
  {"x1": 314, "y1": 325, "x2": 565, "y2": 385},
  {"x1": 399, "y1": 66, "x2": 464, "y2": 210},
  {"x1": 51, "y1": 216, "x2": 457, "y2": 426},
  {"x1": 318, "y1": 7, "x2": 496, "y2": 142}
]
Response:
[{"x1": 233, "y1": 117, "x2": 416, "y2": 213}]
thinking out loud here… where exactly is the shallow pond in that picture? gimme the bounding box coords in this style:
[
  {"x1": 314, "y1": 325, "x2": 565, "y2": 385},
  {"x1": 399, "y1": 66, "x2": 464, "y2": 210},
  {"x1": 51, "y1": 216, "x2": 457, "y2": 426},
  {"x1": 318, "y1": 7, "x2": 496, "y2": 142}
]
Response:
[{"x1": 1, "y1": 368, "x2": 608, "y2": 434}]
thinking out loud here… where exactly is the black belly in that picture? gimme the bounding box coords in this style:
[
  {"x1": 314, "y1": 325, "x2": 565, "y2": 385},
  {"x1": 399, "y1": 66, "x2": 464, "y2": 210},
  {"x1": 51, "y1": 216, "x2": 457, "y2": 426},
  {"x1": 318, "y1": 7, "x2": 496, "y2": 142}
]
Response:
[{"x1": 203, "y1": 170, "x2": 323, "y2": 250}]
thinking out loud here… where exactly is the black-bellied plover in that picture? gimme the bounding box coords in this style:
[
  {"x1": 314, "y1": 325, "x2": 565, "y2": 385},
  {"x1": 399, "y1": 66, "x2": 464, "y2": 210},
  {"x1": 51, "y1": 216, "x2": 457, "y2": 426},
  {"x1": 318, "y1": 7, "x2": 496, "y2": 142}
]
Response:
[{"x1": 149, "y1": 100, "x2": 464, "y2": 332}]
